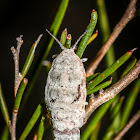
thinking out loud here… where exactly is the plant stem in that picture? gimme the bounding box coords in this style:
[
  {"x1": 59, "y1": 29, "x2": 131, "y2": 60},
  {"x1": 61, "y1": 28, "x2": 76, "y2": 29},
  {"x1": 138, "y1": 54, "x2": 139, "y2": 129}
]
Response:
[
  {"x1": 84, "y1": 60, "x2": 140, "y2": 124},
  {"x1": 11, "y1": 35, "x2": 23, "y2": 97},
  {"x1": 0, "y1": 84, "x2": 10, "y2": 127}
]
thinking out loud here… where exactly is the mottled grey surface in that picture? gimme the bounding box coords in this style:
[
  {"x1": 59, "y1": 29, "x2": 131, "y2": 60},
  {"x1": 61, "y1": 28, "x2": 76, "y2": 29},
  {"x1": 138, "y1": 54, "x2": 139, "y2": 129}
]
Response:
[{"x1": 45, "y1": 49, "x2": 86, "y2": 139}]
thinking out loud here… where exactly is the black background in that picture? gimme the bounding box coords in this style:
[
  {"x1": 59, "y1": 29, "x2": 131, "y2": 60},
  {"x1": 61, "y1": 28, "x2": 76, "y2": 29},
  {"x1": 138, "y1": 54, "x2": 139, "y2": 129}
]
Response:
[{"x1": 0, "y1": 0, "x2": 140, "y2": 139}]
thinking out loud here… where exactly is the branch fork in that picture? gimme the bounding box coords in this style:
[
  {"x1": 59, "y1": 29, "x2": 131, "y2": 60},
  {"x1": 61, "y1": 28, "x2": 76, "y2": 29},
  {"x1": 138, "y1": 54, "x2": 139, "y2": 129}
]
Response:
[
  {"x1": 84, "y1": 59, "x2": 140, "y2": 125},
  {"x1": 10, "y1": 35, "x2": 42, "y2": 140},
  {"x1": 11, "y1": 35, "x2": 23, "y2": 97}
]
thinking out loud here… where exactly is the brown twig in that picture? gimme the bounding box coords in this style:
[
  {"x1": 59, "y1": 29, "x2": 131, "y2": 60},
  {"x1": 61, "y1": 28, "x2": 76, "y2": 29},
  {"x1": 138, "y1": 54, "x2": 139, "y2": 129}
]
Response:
[
  {"x1": 10, "y1": 35, "x2": 42, "y2": 140},
  {"x1": 10, "y1": 110, "x2": 18, "y2": 140},
  {"x1": 114, "y1": 110, "x2": 140, "y2": 140},
  {"x1": 86, "y1": 0, "x2": 137, "y2": 76},
  {"x1": 83, "y1": 60, "x2": 140, "y2": 124},
  {"x1": 11, "y1": 35, "x2": 23, "y2": 97},
  {"x1": 10, "y1": 35, "x2": 23, "y2": 140}
]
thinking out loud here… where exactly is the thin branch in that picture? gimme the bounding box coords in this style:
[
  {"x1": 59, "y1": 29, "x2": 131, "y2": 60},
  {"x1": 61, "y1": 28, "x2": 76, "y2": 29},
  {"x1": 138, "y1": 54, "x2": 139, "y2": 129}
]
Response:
[
  {"x1": 10, "y1": 35, "x2": 42, "y2": 140},
  {"x1": 16, "y1": 35, "x2": 23, "y2": 60},
  {"x1": 11, "y1": 35, "x2": 23, "y2": 97},
  {"x1": 84, "y1": 60, "x2": 140, "y2": 124},
  {"x1": 114, "y1": 110, "x2": 140, "y2": 140},
  {"x1": 86, "y1": 0, "x2": 137, "y2": 76},
  {"x1": 10, "y1": 110, "x2": 18, "y2": 140}
]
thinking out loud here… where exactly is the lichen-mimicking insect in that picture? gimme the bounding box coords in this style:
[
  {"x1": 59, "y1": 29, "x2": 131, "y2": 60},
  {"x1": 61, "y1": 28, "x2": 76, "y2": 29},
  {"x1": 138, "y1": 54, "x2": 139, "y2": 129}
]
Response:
[{"x1": 45, "y1": 29, "x2": 87, "y2": 140}]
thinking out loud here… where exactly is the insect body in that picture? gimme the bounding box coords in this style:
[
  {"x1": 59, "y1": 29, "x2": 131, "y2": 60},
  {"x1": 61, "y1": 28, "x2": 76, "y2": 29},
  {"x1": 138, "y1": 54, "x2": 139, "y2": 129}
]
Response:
[{"x1": 45, "y1": 29, "x2": 87, "y2": 140}]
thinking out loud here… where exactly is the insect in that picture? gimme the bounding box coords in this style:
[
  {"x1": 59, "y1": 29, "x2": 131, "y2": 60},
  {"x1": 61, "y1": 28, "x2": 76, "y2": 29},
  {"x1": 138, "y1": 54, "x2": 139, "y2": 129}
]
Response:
[{"x1": 45, "y1": 29, "x2": 87, "y2": 140}]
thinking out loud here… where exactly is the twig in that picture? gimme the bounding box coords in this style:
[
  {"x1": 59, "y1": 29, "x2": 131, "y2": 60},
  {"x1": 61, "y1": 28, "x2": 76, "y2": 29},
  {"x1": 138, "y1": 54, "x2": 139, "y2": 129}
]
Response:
[
  {"x1": 11, "y1": 35, "x2": 23, "y2": 97},
  {"x1": 83, "y1": 60, "x2": 140, "y2": 124},
  {"x1": 10, "y1": 35, "x2": 42, "y2": 140},
  {"x1": 86, "y1": 0, "x2": 137, "y2": 76},
  {"x1": 114, "y1": 110, "x2": 140, "y2": 140},
  {"x1": 10, "y1": 110, "x2": 18, "y2": 140},
  {"x1": 10, "y1": 35, "x2": 23, "y2": 140}
]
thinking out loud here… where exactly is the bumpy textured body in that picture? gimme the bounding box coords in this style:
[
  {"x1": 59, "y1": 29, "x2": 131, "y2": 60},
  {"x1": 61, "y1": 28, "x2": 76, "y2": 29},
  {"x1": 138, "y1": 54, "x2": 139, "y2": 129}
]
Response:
[{"x1": 45, "y1": 48, "x2": 86, "y2": 139}]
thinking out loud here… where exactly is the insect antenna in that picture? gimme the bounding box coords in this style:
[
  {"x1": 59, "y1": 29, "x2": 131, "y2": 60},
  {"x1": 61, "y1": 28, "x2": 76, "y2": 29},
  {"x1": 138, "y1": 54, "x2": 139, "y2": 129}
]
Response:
[
  {"x1": 72, "y1": 30, "x2": 87, "y2": 50},
  {"x1": 46, "y1": 29, "x2": 65, "y2": 50}
]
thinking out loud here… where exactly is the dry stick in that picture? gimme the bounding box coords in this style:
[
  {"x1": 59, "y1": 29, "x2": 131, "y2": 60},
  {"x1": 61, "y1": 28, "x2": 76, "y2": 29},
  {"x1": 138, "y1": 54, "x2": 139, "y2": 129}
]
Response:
[
  {"x1": 83, "y1": 60, "x2": 140, "y2": 124},
  {"x1": 86, "y1": 0, "x2": 137, "y2": 76},
  {"x1": 11, "y1": 35, "x2": 23, "y2": 97},
  {"x1": 114, "y1": 110, "x2": 140, "y2": 140},
  {"x1": 9, "y1": 35, "x2": 23, "y2": 140},
  {"x1": 10, "y1": 35, "x2": 42, "y2": 140},
  {"x1": 10, "y1": 35, "x2": 23, "y2": 140},
  {"x1": 16, "y1": 35, "x2": 23, "y2": 62}
]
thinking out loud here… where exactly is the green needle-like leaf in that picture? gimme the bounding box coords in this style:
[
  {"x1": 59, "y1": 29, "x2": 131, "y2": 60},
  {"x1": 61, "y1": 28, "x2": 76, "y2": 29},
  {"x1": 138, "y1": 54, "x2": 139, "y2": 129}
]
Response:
[
  {"x1": 19, "y1": 103, "x2": 42, "y2": 140},
  {"x1": 120, "y1": 78, "x2": 140, "y2": 130},
  {"x1": 86, "y1": 73, "x2": 99, "y2": 83},
  {"x1": 21, "y1": 0, "x2": 69, "y2": 109},
  {"x1": 21, "y1": 36, "x2": 42, "y2": 81},
  {"x1": 104, "y1": 57, "x2": 137, "y2": 139},
  {"x1": 90, "y1": 123, "x2": 100, "y2": 140},
  {"x1": 14, "y1": 78, "x2": 28, "y2": 110},
  {"x1": 0, "y1": 125, "x2": 9, "y2": 140},
  {"x1": 37, "y1": 113, "x2": 50, "y2": 140},
  {"x1": 87, "y1": 78, "x2": 112, "y2": 95},
  {"x1": 103, "y1": 97, "x2": 124, "y2": 140},
  {"x1": 121, "y1": 57, "x2": 137, "y2": 78},
  {"x1": 87, "y1": 49, "x2": 134, "y2": 91},
  {"x1": 0, "y1": 84, "x2": 10, "y2": 127},
  {"x1": 76, "y1": 10, "x2": 98, "y2": 58},
  {"x1": 87, "y1": 30, "x2": 98, "y2": 45},
  {"x1": 110, "y1": 95, "x2": 123, "y2": 119},
  {"x1": 103, "y1": 113, "x2": 121, "y2": 140},
  {"x1": 97, "y1": 0, "x2": 117, "y2": 82},
  {"x1": 60, "y1": 28, "x2": 67, "y2": 46},
  {"x1": 65, "y1": 34, "x2": 72, "y2": 48},
  {"x1": 37, "y1": 115, "x2": 46, "y2": 140}
]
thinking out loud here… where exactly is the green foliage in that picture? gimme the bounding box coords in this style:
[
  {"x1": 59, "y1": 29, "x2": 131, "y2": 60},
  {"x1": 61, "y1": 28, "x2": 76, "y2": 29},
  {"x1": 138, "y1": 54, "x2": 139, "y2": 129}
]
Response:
[
  {"x1": 19, "y1": 103, "x2": 43, "y2": 140},
  {"x1": 120, "y1": 79, "x2": 140, "y2": 129},
  {"x1": 87, "y1": 78, "x2": 112, "y2": 95},
  {"x1": 21, "y1": 40, "x2": 41, "y2": 81},
  {"x1": 14, "y1": 79, "x2": 28, "y2": 110},
  {"x1": 0, "y1": 126, "x2": 9, "y2": 140},
  {"x1": 86, "y1": 73, "x2": 99, "y2": 83},
  {"x1": 87, "y1": 30, "x2": 98, "y2": 45},
  {"x1": 97, "y1": 0, "x2": 117, "y2": 83},
  {"x1": 0, "y1": 1, "x2": 139, "y2": 140},
  {"x1": 87, "y1": 50, "x2": 133, "y2": 92},
  {"x1": 37, "y1": 115, "x2": 46, "y2": 140},
  {"x1": 121, "y1": 57, "x2": 137, "y2": 78},
  {"x1": 76, "y1": 10, "x2": 98, "y2": 58},
  {"x1": 0, "y1": 84, "x2": 10, "y2": 127},
  {"x1": 60, "y1": 29, "x2": 67, "y2": 46},
  {"x1": 65, "y1": 34, "x2": 72, "y2": 49}
]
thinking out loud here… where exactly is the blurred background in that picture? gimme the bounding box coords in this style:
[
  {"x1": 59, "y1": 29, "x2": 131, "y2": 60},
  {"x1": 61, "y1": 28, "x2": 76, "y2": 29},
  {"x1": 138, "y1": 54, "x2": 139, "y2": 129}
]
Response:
[{"x1": 0, "y1": 0, "x2": 140, "y2": 139}]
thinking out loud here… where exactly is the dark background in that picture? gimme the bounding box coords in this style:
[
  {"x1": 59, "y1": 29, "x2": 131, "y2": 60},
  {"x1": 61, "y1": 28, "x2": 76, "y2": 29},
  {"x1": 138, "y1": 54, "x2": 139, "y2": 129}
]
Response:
[{"x1": 0, "y1": 0, "x2": 140, "y2": 139}]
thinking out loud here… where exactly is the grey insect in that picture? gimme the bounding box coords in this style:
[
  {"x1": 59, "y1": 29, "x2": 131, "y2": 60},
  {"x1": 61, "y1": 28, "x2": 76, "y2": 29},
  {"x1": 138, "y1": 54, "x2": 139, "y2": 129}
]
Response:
[{"x1": 45, "y1": 29, "x2": 87, "y2": 140}]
